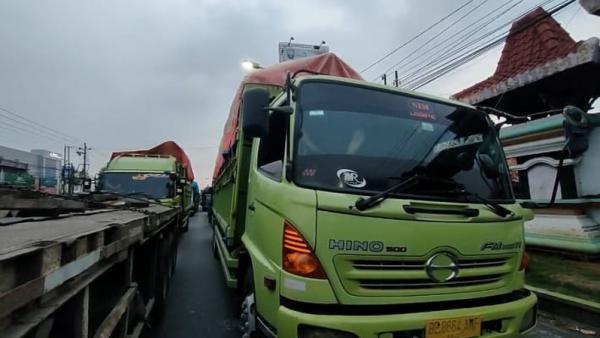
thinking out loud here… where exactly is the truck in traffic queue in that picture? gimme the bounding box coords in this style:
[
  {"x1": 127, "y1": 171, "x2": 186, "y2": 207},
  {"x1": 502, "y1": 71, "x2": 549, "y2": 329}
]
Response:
[
  {"x1": 211, "y1": 53, "x2": 537, "y2": 338},
  {"x1": 98, "y1": 141, "x2": 195, "y2": 232}
]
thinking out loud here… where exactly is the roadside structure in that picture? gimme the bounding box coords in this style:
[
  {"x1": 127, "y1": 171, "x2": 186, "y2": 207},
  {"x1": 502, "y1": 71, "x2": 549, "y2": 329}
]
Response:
[
  {"x1": 453, "y1": 7, "x2": 600, "y2": 255},
  {"x1": 452, "y1": 6, "x2": 600, "y2": 324},
  {"x1": 0, "y1": 145, "x2": 61, "y2": 193}
]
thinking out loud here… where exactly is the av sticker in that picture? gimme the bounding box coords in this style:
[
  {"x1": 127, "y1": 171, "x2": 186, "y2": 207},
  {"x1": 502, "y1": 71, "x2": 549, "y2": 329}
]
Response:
[
  {"x1": 434, "y1": 134, "x2": 484, "y2": 153},
  {"x1": 302, "y1": 168, "x2": 317, "y2": 177},
  {"x1": 337, "y1": 169, "x2": 367, "y2": 188}
]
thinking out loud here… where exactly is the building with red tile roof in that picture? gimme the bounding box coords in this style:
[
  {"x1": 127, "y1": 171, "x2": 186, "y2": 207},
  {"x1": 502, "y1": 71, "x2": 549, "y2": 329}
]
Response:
[{"x1": 452, "y1": 7, "x2": 599, "y2": 118}]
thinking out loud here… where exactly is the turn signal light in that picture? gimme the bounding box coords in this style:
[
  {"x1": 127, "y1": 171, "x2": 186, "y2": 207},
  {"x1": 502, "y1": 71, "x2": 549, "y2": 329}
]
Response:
[
  {"x1": 519, "y1": 251, "x2": 529, "y2": 271},
  {"x1": 282, "y1": 221, "x2": 326, "y2": 279}
]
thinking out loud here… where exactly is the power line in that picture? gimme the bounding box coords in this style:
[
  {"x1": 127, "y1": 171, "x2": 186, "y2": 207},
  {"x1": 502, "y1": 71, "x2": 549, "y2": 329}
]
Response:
[
  {"x1": 0, "y1": 111, "x2": 74, "y2": 144},
  {"x1": 404, "y1": 0, "x2": 576, "y2": 90},
  {"x1": 392, "y1": 0, "x2": 561, "y2": 88},
  {"x1": 405, "y1": 0, "x2": 574, "y2": 89},
  {"x1": 0, "y1": 106, "x2": 82, "y2": 144},
  {"x1": 564, "y1": 5, "x2": 582, "y2": 28},
  {"x1": 397, "y1": 0, "x2": 556, "y2": 86},
  {"x1": 359, "y1": 0, "x2": 475, "y2": 74},
  {"x1": 0, "y1": 119, "x2": 66, "y2": 146},
  {"x1": 379, "y1": 0, "x2": 526, "y2": 82},
  {"x1": 374, "y1": 0, "x2": 497, "y2": 81},
  {"x1": 0, "y1": 104, "x2": 108, "y2": 165}
]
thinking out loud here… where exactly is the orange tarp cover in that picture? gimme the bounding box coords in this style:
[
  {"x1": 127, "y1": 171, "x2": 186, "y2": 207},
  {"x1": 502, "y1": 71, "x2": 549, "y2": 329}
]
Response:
[
  {"x1": 112, "y1": 141, "x2": 194, "y2": 180},
  {"x1": 213, "y1": 53, "x2": 362, "y2": 179}
]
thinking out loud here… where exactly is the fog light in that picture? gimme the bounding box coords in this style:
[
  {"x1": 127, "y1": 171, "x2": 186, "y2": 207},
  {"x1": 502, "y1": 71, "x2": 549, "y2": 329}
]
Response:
[
  {"x1": 298, "y1": 324, "x2": 358, "y2": 338},
  {"x1": 519, "y1": 305, "x2": 537, "y2": 332}
]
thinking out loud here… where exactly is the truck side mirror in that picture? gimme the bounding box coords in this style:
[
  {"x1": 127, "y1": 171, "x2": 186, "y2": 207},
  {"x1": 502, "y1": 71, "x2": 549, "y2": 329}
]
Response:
[
  {"x1": 242, "y1": 88, "x2": 270, "y2": 139},
  {"x1": 563, "y1": 105, "x2": 590, "y2": 157}
]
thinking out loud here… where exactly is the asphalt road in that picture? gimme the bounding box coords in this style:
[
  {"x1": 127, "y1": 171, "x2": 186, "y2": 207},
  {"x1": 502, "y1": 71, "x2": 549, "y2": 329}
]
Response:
[
  {"x1": 149, "y1": 213, "x2": 592, "y2": 338},
  {"x1": 148, "y1": 213, "x2": 240, "y2": 338}
]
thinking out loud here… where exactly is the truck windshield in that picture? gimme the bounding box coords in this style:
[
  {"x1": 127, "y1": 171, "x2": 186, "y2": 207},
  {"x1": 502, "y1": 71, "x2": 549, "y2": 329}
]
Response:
[
  {"x1": 294, "y1": 81, "x2": 513, "y2": 202},
  {"x1": 99, "y1": 173, "x2": 172, "y2": 199}
]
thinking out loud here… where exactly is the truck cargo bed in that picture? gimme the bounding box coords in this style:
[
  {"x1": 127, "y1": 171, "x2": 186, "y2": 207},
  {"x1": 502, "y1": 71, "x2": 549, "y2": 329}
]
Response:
[{"x1": 0, "y1": 190, "x2": 180, "y2": 338}]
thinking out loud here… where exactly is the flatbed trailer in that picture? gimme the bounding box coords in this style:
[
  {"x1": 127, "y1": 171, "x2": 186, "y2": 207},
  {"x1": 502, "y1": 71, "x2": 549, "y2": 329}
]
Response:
[{"x1": 0, "y1": 188, "x2": 180, "y2": 338}]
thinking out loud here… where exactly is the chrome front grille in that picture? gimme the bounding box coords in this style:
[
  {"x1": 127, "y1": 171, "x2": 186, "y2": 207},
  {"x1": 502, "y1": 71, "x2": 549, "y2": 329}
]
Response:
[
  {"x1": 334, "y1": 254, "x2": 515, "y2": 296},
  {"x1": 359, "y1": 274, "x2": 505, "y2": 289},
  {"x1": 353, "y1": 257, "x2": 507, "y2": 270}
]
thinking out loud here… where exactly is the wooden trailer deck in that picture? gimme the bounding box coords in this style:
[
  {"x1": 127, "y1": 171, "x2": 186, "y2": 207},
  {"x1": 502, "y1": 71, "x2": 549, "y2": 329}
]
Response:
[{"x1": 0, "y1": 199, "x2": 180, "y2": 338}]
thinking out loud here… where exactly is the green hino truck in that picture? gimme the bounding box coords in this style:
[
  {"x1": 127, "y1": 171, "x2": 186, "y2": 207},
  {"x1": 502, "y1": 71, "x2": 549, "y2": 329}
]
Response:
[
  {"x1": 99, "y1": 141, "x2": 195, "y2": 231},
  {"x1": 211, "y1": 54, "x2": 537, "y2": 338}
]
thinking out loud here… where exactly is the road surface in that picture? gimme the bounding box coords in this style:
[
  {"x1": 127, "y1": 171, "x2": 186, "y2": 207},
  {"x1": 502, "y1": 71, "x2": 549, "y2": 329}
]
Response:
[{"x1": 149, "y1": 214, "x2": 594, "y2": 338}]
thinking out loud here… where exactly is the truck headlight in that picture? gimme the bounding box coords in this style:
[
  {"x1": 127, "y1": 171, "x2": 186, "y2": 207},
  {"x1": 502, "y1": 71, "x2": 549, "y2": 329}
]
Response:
[
  {"x1": 298, "y1": 325, "x2": 358, "y2": 338},
  {"x1": 519, "y1": 305, "x2": 537, "y2": 332}
]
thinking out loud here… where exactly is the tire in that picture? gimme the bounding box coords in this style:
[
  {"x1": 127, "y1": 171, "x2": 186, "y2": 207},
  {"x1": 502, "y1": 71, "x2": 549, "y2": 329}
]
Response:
[
  {"x1": 212, "y1": 233, "x2": 219, "y2": 260},
  {"x1": 240, "y1": 267, "x2": 264, "y2": 338},
  {"x1": 151, "y1": 244, "x2": 169, "y2": 323},
  {"x1": 170, "y1": 235, "x2": 179, "y2": 278},
  {"x1": 180, "y1": 217, "x2": 189, "y2": 233}
]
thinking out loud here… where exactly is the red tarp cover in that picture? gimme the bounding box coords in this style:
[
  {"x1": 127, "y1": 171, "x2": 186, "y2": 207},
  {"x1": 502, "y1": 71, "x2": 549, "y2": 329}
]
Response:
[
  {"x1": 111, "y1": 141, "x2": 194, "y2": 180},
  {"x1": 213, "y1": 53, "x2": 362, "y2": 179}
]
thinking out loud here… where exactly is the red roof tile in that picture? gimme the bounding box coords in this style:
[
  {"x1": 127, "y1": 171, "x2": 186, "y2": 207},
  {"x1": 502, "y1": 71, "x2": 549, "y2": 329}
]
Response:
[{"x1": 454, "y1": 7, "x2": 578, "y2": 100}]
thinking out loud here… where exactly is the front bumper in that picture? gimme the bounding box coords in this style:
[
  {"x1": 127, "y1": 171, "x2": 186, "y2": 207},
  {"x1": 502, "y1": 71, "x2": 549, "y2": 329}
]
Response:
[{"x1": 274, "y1": 290, "x2": 537, "y2": 338}]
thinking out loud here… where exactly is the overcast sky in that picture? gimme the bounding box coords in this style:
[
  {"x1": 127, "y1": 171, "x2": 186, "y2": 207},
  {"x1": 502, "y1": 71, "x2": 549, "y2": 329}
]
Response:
[{"x1": 0, "y1": 0, "x2": 597, "y2": 186}]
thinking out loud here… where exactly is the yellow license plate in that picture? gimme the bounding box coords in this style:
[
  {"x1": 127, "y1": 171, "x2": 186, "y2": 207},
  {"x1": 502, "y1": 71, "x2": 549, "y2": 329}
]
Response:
[{"x1": 425, "y1": 316, "x2": 482, "y2": 338}]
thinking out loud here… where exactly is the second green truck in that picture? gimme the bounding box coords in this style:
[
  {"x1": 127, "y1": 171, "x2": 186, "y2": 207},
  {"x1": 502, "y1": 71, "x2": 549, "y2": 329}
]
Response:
[{"x1": 99, "y1": 141, "x2": 195, "y2": 232}]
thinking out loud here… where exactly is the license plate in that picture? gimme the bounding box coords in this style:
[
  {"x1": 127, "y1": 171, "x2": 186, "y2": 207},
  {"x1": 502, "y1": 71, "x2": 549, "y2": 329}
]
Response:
[{"x1": 425, "y1": 316, "x2": 482, "y2": 338}]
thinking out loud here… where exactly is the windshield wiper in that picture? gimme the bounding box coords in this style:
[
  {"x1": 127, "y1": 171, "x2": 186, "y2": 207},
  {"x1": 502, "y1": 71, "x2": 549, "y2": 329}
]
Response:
[
  {"x1": 98, "y1": 190, "x2": 163, "y2": 203},
  {"x1": 354, "y1": 175, "x2": 513, "y2": 217},
  {"x1": 354, "y1": 174, "x2": 460, "y2": 211},
  {"x1": 124, "y1": 192, "x2": 163, "y2": 203},
  {"x1": 440, "y1": 189, "x2": 513, "y2": 218}
]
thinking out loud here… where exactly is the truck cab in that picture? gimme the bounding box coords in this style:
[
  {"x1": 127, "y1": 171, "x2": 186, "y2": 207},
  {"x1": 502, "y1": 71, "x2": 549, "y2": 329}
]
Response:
[
  {"x1": 212, "y1": 56, "x2": 537, "y2": 338},
  {"x1": 98, "y1": 154, "x2": 193, "y2": 231}
]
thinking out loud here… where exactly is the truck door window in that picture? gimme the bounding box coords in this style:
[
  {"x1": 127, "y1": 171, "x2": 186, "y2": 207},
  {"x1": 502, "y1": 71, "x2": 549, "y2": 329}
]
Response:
[{"x1": 257, "y1": 111, "x2": 287, "y2": 180}]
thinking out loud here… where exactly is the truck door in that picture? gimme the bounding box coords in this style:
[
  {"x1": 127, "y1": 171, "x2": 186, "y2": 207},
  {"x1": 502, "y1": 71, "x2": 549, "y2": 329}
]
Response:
[{"x1": 244, "y1": 111, "x2": 290, "y2": 324}]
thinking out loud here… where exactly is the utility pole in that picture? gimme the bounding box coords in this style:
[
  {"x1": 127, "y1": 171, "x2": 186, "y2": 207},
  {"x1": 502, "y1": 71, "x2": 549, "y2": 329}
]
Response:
[
  {"x1": 62, "y1": 145, "x2": 76, "y2": 195},
  {"x1": 77, "y1": 143, "x2": 91, "y2": 179},
  {"x1": 381, "y1": 73, "x2": 387, "y2": 85},
  {"x1": 77, "y1": 143, "x2": 92, "y2": 192},
  {"x1": 394, "y1": 70, "x2": 399, "y2": 87}
]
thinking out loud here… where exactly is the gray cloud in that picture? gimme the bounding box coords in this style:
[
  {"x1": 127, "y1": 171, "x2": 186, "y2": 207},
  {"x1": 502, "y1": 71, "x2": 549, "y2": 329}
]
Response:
[{"x1": 0, "y1": 0, "x2": 596, "y2": 186}]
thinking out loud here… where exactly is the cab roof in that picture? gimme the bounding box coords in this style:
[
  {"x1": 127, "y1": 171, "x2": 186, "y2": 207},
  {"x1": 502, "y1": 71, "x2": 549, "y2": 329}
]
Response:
[
  {"x1": 214, "y1": 53, "x2": 362, "y2": 179},
  {"x1": 111, "y1": 141, "x2": 194, "y2": 179}
]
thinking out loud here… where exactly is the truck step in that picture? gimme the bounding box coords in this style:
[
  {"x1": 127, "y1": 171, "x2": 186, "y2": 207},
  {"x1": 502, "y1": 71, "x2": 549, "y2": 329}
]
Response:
[{"x1": 215, "y1": 232, "x2": 238, "y2": 288}]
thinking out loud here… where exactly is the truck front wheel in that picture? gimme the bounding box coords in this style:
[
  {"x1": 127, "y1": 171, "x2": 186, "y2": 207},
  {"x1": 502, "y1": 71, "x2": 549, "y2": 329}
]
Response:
[{"x1": 241, "y1": 267, "x2": 264, "y2": 338}]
